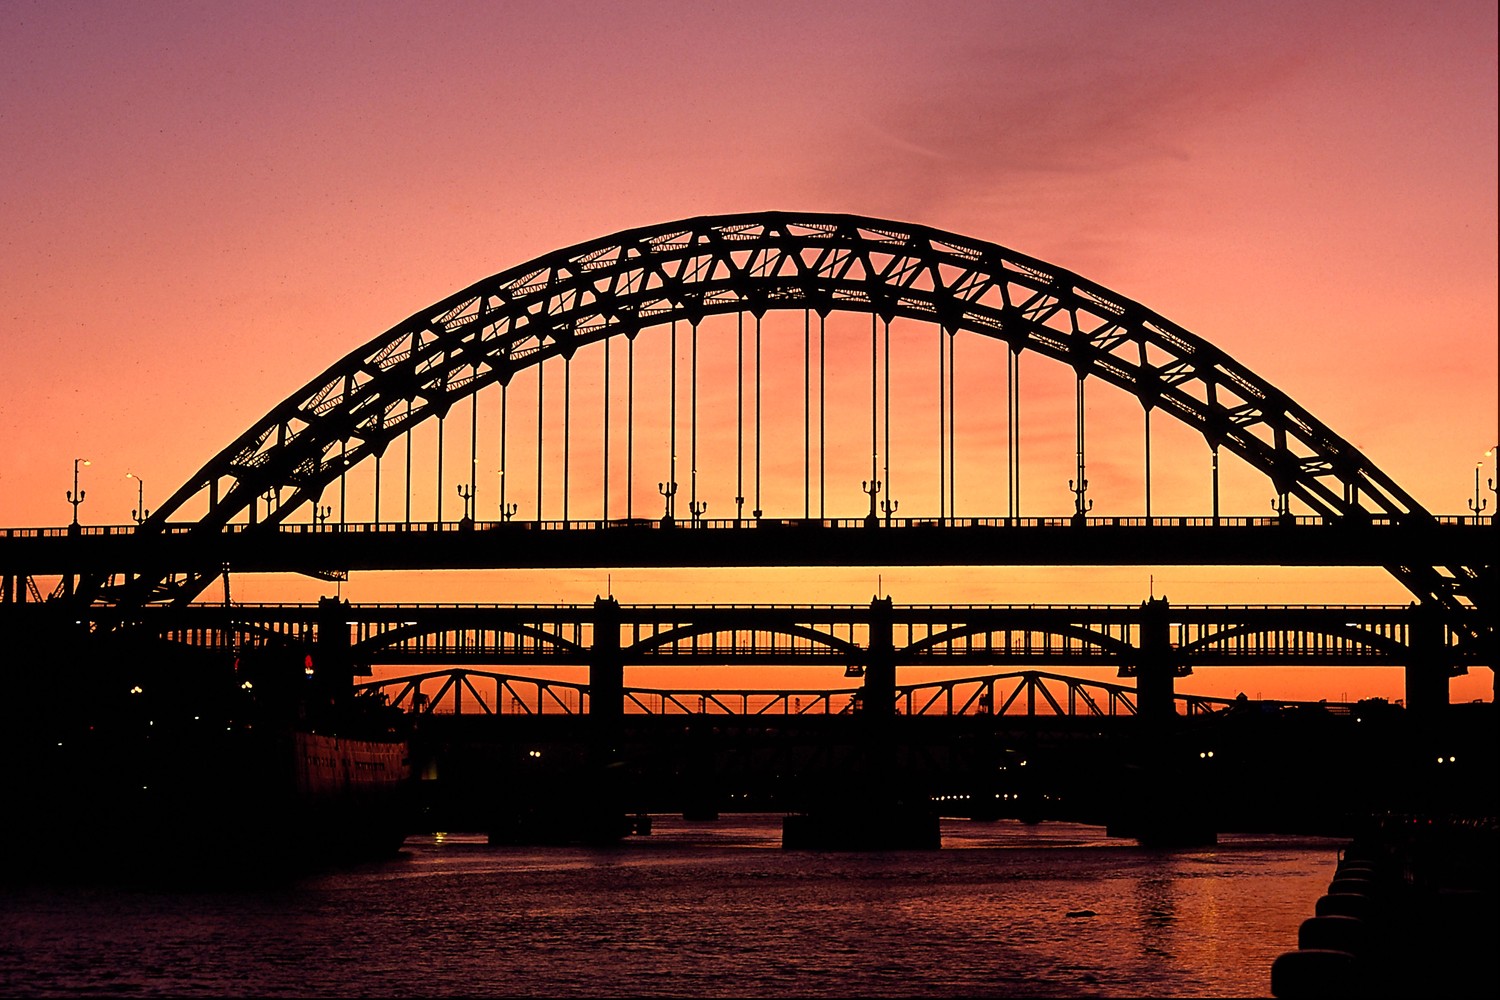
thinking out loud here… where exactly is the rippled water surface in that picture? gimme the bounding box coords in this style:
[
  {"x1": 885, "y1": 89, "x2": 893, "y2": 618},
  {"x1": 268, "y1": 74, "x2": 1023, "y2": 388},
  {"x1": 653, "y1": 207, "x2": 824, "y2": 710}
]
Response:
[{"x1": 1, "y1": 817, "x2": 1341, "y2": 997}]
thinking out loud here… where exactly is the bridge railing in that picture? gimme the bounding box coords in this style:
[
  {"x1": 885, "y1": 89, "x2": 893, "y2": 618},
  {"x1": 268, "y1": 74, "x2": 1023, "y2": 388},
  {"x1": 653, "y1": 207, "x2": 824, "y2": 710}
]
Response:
[
  {"x1": 2, "y1": 512, "x2": 1489, "y2": 539},
  {"x1": 118, "y1": 599, "x2": 1436, "y2": 614}
]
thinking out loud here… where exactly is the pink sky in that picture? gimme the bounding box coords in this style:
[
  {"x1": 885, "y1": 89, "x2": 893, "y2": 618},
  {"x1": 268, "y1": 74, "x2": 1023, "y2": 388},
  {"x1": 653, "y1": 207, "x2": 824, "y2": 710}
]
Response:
[{"x1": 2, "y1": 1, "x2": 1495, "y2": 702}]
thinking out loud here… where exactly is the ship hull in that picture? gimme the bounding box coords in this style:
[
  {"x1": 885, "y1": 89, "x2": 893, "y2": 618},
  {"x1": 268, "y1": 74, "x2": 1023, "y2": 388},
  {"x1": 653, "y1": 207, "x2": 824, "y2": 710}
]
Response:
[
  {"x1": 4, "y1": 624, "x2": 416, "y2": 883},
  {"x1": 288, "y1": 730, "x2": 415, "y2": 862},
  {"x1": 11, "y1": 723, "x2": 415, "y2": 883}
]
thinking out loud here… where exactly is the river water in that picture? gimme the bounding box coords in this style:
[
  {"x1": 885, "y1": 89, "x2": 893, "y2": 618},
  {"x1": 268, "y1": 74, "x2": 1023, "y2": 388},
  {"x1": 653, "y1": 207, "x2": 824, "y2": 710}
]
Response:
[{"x1": 2, "y1": 816, "x2": 1341, "y2": 998}]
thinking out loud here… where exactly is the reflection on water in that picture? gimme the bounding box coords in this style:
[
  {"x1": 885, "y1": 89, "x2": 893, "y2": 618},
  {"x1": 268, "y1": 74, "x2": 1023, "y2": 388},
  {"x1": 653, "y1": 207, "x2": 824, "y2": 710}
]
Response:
[{"x1": 1, "y1": 817, "x2": 1341, "y2": 998}]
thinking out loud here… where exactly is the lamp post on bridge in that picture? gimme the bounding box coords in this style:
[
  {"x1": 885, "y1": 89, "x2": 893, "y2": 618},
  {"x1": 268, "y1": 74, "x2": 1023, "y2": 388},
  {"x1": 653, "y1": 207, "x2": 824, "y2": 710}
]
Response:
[
  {"x1": 862, "y1": 479, "x2": 881, "y2": 528},
  {"x1": 689, "y1": 499, "x2": 707, "y2": 525},
  {"x1": 315, "y1": 505, "x2": 332, "y2": 530},
  {"x1": 658, "y1": 480, "x2": 677, "y2": 526},
  {"x1": 881, "y1": 497, "x2": 899, "y2": 527},
  {"x1": 66, "y1": 458, "x2": 90, "y2": 530},
  {"x1": 501, "y1": 501, "x2": 518, "y2": 522},
  {"x1": 1271, "y1": 493, "x2": 1293, "y2": 526},
  {"x1": 1476, "y1": 446, "x2": 1500, "y2": 524},
  {"x1": 1470, "y1": 458, "x2": 1490, "y2": 525},
  {"x1": 456, "y1": 483, "x2": 475, "y2": 525},
  {"x1": 1488, "y1": 447, "x2": 1498, "y2": 522},
  {"x1": 126, "y1": 471, "x2": 149, "y2": 525},
  {"x1": 1069, "y1": 474, "x2": 1092, "y2": 526}
]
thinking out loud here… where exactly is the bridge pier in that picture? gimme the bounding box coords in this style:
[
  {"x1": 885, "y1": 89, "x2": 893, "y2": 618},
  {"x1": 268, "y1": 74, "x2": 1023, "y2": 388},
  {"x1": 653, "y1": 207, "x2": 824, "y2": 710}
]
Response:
[
  {"x1": 589, "y1": 596, "x2": 624, "y2": 732},
  {"x1": 863, "y1": 596, "x2": 895, "y2": 720},
  {"x1": 314, "y1": 596, "x2": 354, "y2": 691},
  {"x1": 782, "y1": 597, "x2": 940, "y2": 850},
  {"x1": 488, "y1": 596, "x2": 635, "y2": 845},
  {"x1": 1106, "y1": 598, "x2": 1218, "y2": 847},
  {"x1": 582, "y1": 596, "x2": 629, "y2": 840},
  {"x1": 1403, "y1": 602, "x2": 1451, "y2": 726},
  {"x1": 1133, "y1": 597, "x2": 1179, "y2": 728}
]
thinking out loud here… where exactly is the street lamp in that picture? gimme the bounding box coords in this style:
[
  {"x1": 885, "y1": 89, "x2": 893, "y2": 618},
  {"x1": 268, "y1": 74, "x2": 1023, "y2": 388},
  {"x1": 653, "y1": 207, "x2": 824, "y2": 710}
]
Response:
[
  {"x1": 1069, "y1": 473, "x2": 1092, "y2": 526},
  {"x1": 658, "y1": 480, "x2": 677, "y2": 525},
  {"x1": 126, "y1": 472, "x2": 149, "y2": 524},
  {"x1": 861, "y1": 479, "x2": 881, "y2": 528},
  {"x1": 1470, "y1": 458, "x2": 1490, "y2": 524},
  {"x1": 1271, "y1": 493, "x2": 1293, "y2": 525},
  {"x1": 67, "y1": 458, "x2": 91, "y2": 526},
  {"x1": 1487, "y1": 447, "x2": 1498, "y2": 523}
]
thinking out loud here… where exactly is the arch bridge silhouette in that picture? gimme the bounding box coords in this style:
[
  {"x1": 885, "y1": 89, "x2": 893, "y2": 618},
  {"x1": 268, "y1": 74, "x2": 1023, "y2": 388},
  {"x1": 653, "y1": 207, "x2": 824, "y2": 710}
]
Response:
[{"x1": 1, "y1": 212, "x2": 1493, "y2": 708}]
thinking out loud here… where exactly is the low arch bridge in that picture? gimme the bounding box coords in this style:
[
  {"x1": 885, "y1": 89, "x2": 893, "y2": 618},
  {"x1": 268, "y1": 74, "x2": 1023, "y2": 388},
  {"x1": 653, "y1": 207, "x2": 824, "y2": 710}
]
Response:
[{"x1": 35, "y1": 596, "x2": 1486, "y2": 715}]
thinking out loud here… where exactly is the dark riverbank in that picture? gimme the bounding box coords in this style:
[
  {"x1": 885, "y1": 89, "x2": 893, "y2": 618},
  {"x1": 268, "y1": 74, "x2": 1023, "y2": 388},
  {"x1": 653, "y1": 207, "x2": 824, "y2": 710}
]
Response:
[{"x1": 1272, "y1": 813, "x2": 1498, "y2": 998}]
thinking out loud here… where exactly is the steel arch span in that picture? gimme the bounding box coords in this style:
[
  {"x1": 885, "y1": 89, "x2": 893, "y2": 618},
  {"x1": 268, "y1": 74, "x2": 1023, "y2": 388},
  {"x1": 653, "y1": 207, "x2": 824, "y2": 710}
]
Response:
[{"x1": 128, "y1": 212, "x2": 1479, "y2": 614}]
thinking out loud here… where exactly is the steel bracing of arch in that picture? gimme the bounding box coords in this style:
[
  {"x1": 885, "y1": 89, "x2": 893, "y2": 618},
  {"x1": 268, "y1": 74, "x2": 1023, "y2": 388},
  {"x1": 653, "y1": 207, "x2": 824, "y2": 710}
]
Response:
[{"x1": 126, "y1": 211, "x2": 1480, "y2": 614}]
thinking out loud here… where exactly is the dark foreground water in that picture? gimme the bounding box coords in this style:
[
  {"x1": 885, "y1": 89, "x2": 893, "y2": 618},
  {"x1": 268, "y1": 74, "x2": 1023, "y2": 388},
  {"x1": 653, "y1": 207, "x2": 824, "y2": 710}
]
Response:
[{"x1": 1, "y1": 817, "x2": 1342, "y2": 998}]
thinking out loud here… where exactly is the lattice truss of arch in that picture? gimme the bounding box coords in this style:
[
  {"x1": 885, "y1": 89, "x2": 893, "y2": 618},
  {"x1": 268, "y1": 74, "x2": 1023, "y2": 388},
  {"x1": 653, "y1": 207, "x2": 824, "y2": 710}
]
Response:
[{"x1": 121, "y1": 213, "x2": 1485, "y2": 621}]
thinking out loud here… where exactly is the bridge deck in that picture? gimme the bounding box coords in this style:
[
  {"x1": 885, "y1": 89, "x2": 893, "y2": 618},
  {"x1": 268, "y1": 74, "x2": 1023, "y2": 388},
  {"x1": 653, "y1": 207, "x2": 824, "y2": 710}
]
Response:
[
  {"x1": 5, "y1": 598, "x2": 1488, "y2": 671},
  {"x1": 2, "y1": 516, "x2": 1492, "y2": 574}
]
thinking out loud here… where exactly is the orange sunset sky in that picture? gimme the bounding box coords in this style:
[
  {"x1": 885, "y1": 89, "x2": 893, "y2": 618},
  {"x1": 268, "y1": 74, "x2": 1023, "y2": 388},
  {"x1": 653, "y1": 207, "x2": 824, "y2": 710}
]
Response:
[{"x1": 1, "y1": 1, "x2": 1495, "y2": 703}]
